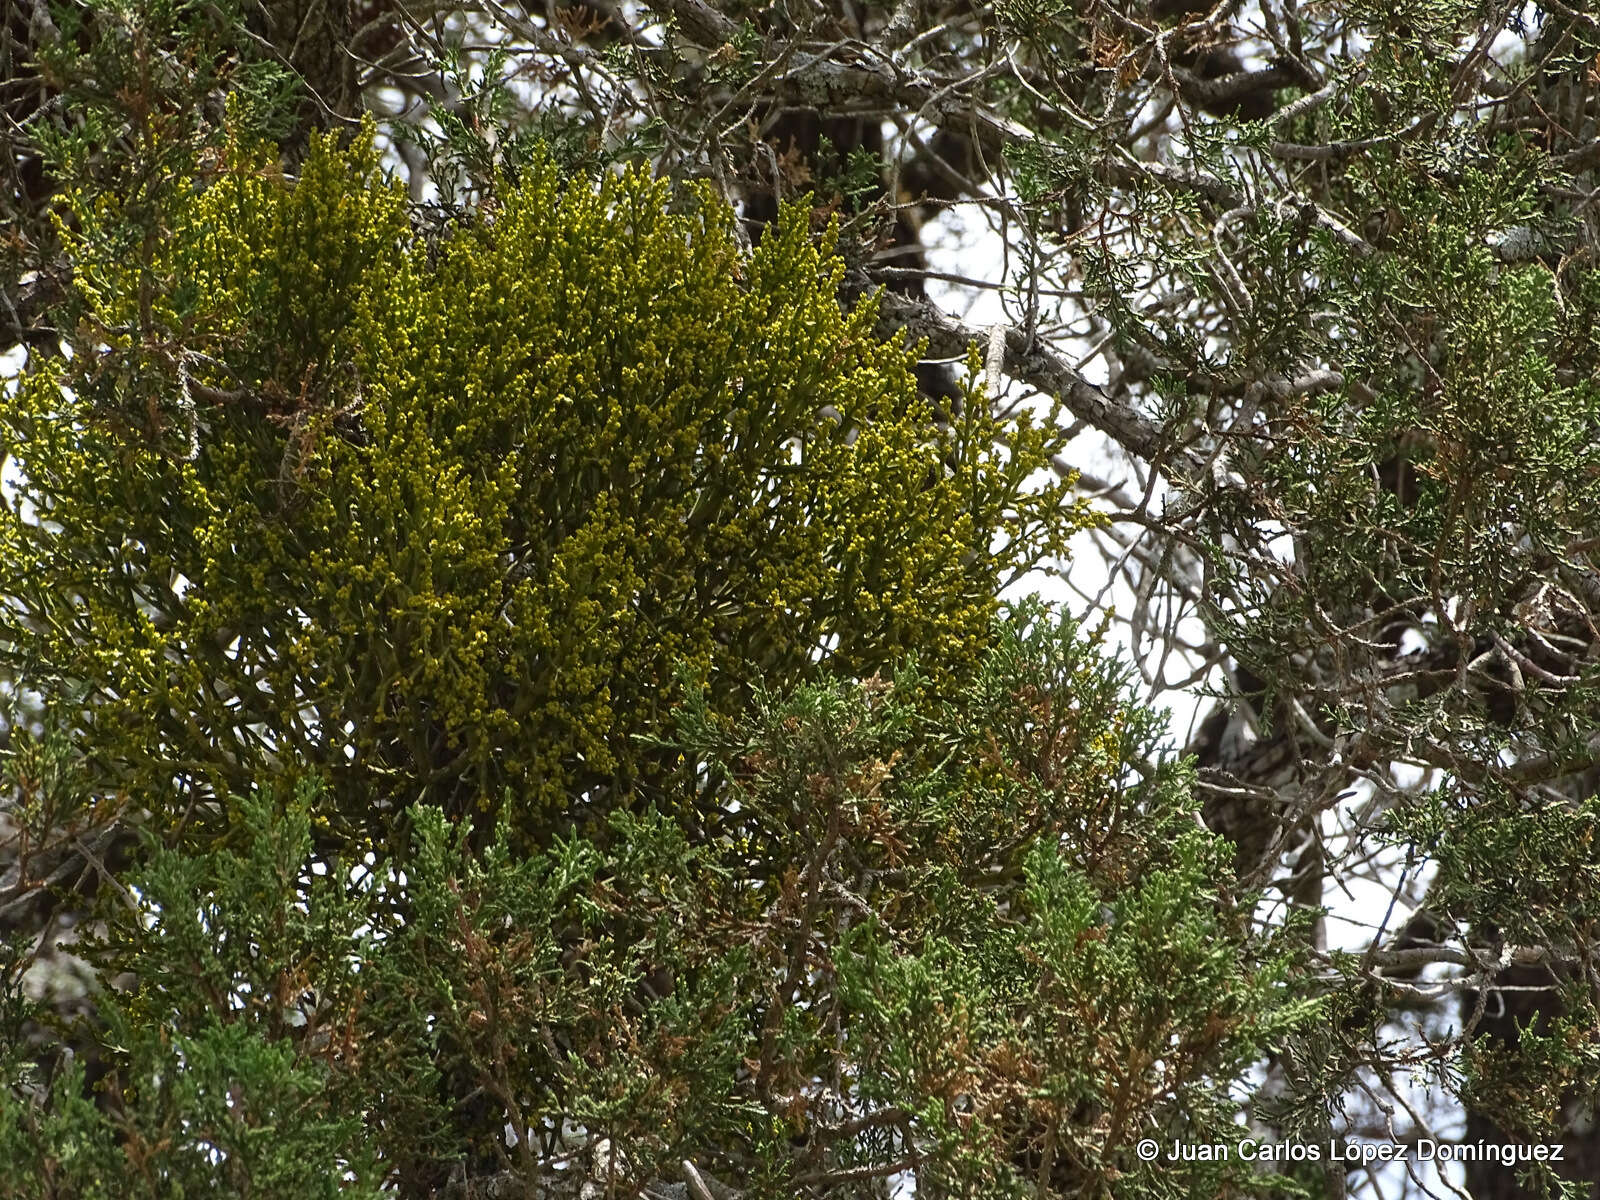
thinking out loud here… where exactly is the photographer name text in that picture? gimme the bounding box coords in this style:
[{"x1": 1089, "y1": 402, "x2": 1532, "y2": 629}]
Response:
[{"x1": 1135, "y1": 1138, "x2": 1564, "y2": 1166}]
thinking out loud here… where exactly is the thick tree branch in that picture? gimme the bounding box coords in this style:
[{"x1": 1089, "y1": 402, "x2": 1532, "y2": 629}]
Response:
[{"x1": 853, "y1": 272, "x2": 1206, "y2": 475}]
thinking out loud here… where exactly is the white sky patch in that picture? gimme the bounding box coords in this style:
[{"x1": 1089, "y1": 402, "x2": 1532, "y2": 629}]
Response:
[
  {"x1": 922, "y1": 199, "x2": 1217, "y2": 738},
  {"x1": 1396, "y1": 628, "x2": 1430, "y2": 659},
  {"x1": 1, "y1": 344, "x2": 25, "y2": 380},
  {"x1": 2, "y1": 347, "x2": 30, "y2": 517},
  {"x1": 1259, "y1": 520, "x2": 1295, "y2": 566}
]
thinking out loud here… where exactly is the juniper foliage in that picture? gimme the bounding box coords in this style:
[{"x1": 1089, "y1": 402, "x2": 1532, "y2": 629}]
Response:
[{"x1": 2, "y1": 610, "x2": 1313, "y2": 1198}]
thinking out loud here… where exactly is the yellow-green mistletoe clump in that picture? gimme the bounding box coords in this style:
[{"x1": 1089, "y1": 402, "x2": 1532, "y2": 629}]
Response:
[{"x1": 1, "y1": 121, "x2": 1093, "y2": 843}]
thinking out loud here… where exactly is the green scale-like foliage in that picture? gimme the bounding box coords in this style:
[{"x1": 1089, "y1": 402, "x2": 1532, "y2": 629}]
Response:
[
  {"x1": 0, "y1": 120, "x2": 1089, "y2": 842},
  {"x1": 0, "y1": 610, "x2": 1315, "y2": 1199}
]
